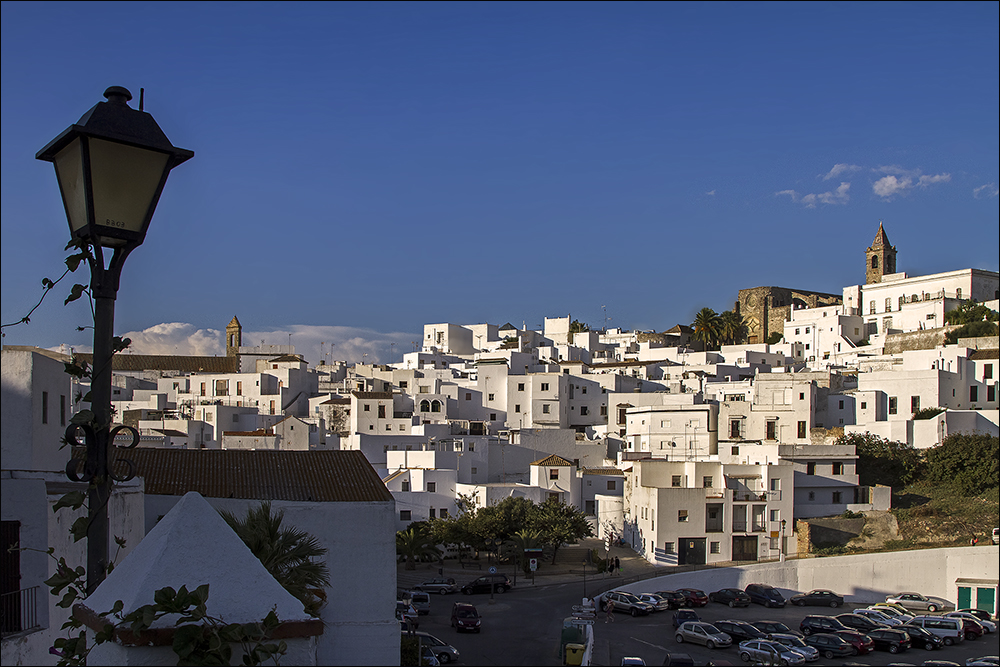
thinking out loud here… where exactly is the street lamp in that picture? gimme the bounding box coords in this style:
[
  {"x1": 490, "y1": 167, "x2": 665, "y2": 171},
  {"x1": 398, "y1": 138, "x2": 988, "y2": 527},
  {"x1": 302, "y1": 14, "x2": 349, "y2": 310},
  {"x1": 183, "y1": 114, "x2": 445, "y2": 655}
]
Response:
[
  {"x1": 780, "y1": 519, "x2": 787, "y2": 561},
  {"x1": 37, "y1": 86, "x2": 192, "y2": 593}
]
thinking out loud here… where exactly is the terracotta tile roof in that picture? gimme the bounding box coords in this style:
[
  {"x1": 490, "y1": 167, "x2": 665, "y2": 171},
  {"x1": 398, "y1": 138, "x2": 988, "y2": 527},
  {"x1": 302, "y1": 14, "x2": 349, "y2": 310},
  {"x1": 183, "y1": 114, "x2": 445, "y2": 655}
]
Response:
[
  {"x1": 127, "y1": 449, "x2": 393, "y2": 502},
  {"x1": 76, "y1": 353, "x2": 239, "y2": 373},
  {"x1": 530, "y1": 454, "x2": 574, "y2": 467},
  {"x1": 581, "y1": 467, "x2": 625, "y2": 476},
  {"x1": 351, "y1": 391, "x2": 393, "y2": 399},
  {"x1": 969, "y1": 348, "x2": 999, "y2": 360}
]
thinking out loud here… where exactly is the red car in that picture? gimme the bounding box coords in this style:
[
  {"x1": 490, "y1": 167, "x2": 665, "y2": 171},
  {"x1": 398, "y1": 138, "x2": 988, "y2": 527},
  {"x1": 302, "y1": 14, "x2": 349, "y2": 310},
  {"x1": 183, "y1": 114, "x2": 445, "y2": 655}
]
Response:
[
  {"x1": 834, "y1": 630, "x2": 875, "y2": 655},
  {"x1": 676, "y1": 588, "x2": 709, "y2": 607}
]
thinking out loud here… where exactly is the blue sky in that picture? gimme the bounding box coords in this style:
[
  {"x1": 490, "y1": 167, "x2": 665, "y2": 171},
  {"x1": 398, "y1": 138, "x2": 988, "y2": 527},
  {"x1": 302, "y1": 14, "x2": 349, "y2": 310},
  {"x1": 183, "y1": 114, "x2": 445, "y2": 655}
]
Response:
[{"x1": 2, "y1": 2, "x2": 997, "y2": 365}]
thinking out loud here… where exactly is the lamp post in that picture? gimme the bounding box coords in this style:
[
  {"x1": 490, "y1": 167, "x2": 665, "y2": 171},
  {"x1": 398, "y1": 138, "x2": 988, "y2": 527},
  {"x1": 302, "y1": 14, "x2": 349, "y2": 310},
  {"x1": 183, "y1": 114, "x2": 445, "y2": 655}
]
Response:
[
  {"x1": 37, "y1": 86, "x2": 192, "y2": 593},
  {"x1": 780, "y1": 519, "x2": 787, "y2": 562}
]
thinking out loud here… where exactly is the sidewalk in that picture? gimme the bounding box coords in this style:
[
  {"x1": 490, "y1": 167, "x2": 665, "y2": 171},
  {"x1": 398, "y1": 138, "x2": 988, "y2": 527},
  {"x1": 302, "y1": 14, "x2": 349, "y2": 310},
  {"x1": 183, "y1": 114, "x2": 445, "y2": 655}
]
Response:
[{"x1": 396, "y1": 537, "x2": 662, "y2": 593}]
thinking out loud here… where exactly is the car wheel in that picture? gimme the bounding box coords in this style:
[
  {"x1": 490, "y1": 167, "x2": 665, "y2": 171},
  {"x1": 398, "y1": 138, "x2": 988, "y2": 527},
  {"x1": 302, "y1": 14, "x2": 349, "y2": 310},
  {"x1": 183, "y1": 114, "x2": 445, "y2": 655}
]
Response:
[
  {"x1": 739, "y1": 651, "x2": 751, "y2": 662},
  {"x1": 439, "y1": 589, "x2": 448, "y2": 595},
  {"x1": 943, "y1": 637, "x2": 953, "y2": 646},
  {"x1": 830, "y1": 601, "x2": 839, "y2": 608},
  {"x1": 729, "y1": 601, "x2": 736, "y2": 608},
  {"x1": 928, "y1": 604, "x2": 937, "y2": 612},
  {"x1": 631, "y1": 608, "x2": 639, "y2": 617},
  {"x1": 496, "y1": 585, "x2": 507, "y2": 594},
  {"x1": 824, "y1": 651, "x2": 835, "y2": 660},
  {"x1": 802, "y1": 627, "x2": 811, "y2": 635},
  {"x1": 889, "y1": 644, "x2": 899, "y2": 654},
  {"x1": 676, "y1": 634, "x2": 684, "y2": 643},
  {"x1": 706, "y1": 640, "x2": 714, "y2": 650},
  {"x1": 463, "y1": 589, "x2": 471, "y2": 595},
  {"x1": 438, "y1": 654, "x2": 451, "y2": 664},
  {"x1": 851, "y1": 647, "x2": 858, "y2": 656}
]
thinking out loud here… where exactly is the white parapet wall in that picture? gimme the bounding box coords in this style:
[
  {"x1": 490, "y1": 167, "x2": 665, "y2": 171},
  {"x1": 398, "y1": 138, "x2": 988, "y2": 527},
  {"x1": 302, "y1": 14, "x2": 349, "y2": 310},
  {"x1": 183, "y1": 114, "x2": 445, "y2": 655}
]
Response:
[{"x1": 611, "y1": 545, "x2": 999, "y2": 606}]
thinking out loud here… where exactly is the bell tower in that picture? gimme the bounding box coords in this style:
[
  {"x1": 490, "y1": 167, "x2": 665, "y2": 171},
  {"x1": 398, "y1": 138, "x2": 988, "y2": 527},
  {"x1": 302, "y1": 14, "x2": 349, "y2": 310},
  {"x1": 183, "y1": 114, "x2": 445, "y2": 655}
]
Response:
[
  {"x1": 226, "y1": 316, "x2": 242, "y2": 357},
  {"x1": 865, "y1": 222, "x2": 896, "y2": 284}
]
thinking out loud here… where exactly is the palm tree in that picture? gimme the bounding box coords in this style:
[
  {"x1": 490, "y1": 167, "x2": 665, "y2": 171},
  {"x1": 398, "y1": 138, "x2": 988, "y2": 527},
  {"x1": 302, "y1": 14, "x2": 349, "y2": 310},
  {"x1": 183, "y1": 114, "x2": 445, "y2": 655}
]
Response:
[
  {"x1": 396, "y1": 527, "x2": 441, "y2": 570},
  {"x1": 692, "y1": 307, "x2": 722, "y2": 350},
  {"x1": 508, "y1": 529, "x2": 543, "y2": 574},
  {"x1": 718, "y1": 310, "x2": 746, "y2": 346},
  {"x1": 220, "y1": 501, "x2": 330, "y2": 616}
]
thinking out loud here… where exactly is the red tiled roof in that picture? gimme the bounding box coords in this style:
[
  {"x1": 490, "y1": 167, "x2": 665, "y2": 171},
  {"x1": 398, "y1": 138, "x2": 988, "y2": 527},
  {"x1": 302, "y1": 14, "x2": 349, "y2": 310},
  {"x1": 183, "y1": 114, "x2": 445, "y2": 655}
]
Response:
[{"x1": 76, "y1": 353, "x2": 239, "y2": 373}]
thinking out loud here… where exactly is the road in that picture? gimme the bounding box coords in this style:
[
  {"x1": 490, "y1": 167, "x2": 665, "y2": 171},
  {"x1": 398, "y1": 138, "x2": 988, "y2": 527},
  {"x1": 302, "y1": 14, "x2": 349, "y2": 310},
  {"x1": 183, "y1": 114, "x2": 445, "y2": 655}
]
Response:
[{"x1": 411, "y1": 581, "x2": 999, "y2": 666}]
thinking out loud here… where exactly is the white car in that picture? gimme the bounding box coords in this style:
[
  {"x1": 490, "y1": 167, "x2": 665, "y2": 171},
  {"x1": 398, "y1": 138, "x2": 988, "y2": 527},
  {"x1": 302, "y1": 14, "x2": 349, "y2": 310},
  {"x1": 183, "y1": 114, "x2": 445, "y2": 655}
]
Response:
[
  {"x1": 867, "y1": 605, "x2": 913, "y2": 624},
  {"x1": 885, "y1": 592, "x2": 953, "y2": 612},
  {"x1": 857, "y1": 608, "x2": 903, "y2": 626}
]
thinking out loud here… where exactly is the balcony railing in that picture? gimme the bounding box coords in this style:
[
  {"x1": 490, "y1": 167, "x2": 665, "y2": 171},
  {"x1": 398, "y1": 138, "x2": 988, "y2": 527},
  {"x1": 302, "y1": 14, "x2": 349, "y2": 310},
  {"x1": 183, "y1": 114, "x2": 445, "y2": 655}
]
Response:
[{"x1": 1, "y1": 586, "x2": 41, "y2": 637}]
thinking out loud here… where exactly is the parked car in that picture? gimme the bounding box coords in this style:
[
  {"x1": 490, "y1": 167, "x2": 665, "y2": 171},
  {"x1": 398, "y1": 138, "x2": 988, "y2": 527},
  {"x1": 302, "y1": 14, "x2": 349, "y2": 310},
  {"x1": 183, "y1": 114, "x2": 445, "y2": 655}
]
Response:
[
  {"x1": 461, "y1": 574, "x2": 511, "y2": 595},
  {"x1": 832, "y1": 629, "x2": 875, "y2": 655},
  {"x1": 866, "y1": 627, "x2": 912, "y2": 654},
  {"x1": 857, "y1": 608, "x2": 904, "y2": 626},
  {"x1": 867, "y1": 605, "x2": 913, "y2": 623},
  {"x1": 799, "y1": 615, "x2": 849, "y2": 635},
  {"x1": 709, "y1": 588, "x2": 751, "y2": 608},
  {"x1": 802, "y1": 633, "x2": 855, "y2": 659},
  {"x1": 738, "y1": 639, "x2": 806, "y2": 665},
  {"x1": 992, "y1": 527, "x2": 999, "y2": 545},
  {"x1": 662, "y1": 653, "x2": 696, "y2": 666},
  {"x1": 637, "y1": 593, "x2": 672, "y2": 612},
  {"x1": 420, "y1": 645, "x2": 441, "y2": 667},
  {"x1": 714, "y1": 619, "x2": 766, "y2": 642},
  {"x1": 409, "y1": 590, "x2": 432, "y2": 615},
  {"x1": 396, "y1": 601, "x2": 419, "y2": 629},
  {"x1": 957, "y1": 609, "x2": 995, "y2": 623},
  {"x1": 603, "y1": 591, "x2": 654, "y2": 617},
  {"x1": 790, "y1": 589, "x2": 844, "y2": 608},
  {"x1": 770, "y1": 633, "x2": 821, "y2": 662},
  {"x1": 415, "y1": 578, "x2": 459, "y2": 595},
  {"x1": 399, "y1": 631, "x2": 461, "y2": 664},
  {"x1": 836, "y1": 612, "x2": 889, "y2": 633},
  {"x1": 907, "y1": 615, "x2": 966, "y2": 645},
  {"x1": 450, "y1": 602, "x2": 481, "y2": 633},
  {"x1": 947, "y1": 612, "x2": 996, "y2": 634},
  {"x1": 655, "y1": 590, "x2": 690, "y2": 609},
  {"x1": 955, "y1": 617, "x2": 986, "y2": 641},
  {"x1": 676, "y1": 588, "x2": 709, "y2": 607},
  {"x1": 967, "y1": 657, "x2": 999, "y2": 667},
  {"x1": 752, "y1": 620, "x2": 803, "y2": 638},
  {"x1": 671, "y1": 608, "x2": 702, "y2": 629},
  {"x1": 745, "y1": 583, "x2": 787, "y2": 608},
  {"x1": 871, "y1": 601, "x2": 913, "y2": 616},
  {"x1": 620, "y1": 658, "x2": 645, "y2": 666},
  {"x1": 885, "y1": 592, "x2": 954, "y2": 612},
  {"x1": 897, "y1": 623, "x2": 945, "y2": 650},
  {"x1": 674, "y1": 622, "x2": 732, "y2": 649}
]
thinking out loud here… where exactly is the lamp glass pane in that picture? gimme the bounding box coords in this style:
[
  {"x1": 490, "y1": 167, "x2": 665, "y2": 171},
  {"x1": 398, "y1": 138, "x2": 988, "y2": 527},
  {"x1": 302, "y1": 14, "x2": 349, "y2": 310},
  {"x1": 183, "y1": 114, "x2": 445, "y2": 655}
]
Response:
[
  {"x1": 53, "y1": 138, "x2": 88, "y2": 234},
  {"x1": 88, "y1": 138, "x2": 170, "y2": 235}
]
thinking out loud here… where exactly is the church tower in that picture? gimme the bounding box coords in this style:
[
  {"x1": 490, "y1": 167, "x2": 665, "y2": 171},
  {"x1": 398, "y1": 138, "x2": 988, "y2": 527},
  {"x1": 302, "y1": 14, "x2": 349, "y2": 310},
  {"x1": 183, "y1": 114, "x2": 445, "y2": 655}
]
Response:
[
  {"x1": 226, "y1": 316, "x2": 242, "y2": 357},
  {"x1": 865, "y1": 222, "x2": 897, "y2": 284}
]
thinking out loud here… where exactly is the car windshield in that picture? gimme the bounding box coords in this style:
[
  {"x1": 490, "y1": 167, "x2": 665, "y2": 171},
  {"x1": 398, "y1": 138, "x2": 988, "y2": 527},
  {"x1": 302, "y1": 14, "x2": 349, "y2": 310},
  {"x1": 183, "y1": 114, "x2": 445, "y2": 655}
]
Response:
[
  {"x1": 702, "y1": 624, "x2": 721, "y2": 634},
  {"x1": 779, "y1": 636, "x2": 807, "y2": 648},
  {"x1": 457, "y1": 609, "x2": 477, "y2": 618}
]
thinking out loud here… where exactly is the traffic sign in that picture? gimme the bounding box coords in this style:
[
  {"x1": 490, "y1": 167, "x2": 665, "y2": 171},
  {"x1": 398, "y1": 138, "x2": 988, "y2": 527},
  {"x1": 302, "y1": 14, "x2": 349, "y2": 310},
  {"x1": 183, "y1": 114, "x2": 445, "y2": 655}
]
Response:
[
  {"x1": 489, "y1": 566, "x2": 497, "y2": 574},
  {"x1": 529, "y1": 558, "x2": 538, "y2": 571},
  {"x1": 571, "y1": 618, "x2": 595, "y2": 625}
]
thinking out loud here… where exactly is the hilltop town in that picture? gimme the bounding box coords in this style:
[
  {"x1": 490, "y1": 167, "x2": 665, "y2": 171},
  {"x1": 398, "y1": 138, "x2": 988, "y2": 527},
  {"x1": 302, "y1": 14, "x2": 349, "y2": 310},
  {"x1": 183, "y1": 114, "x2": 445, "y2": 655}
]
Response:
[{"x1": 3, "y1": 224, "x2": 998, "y2": 665}]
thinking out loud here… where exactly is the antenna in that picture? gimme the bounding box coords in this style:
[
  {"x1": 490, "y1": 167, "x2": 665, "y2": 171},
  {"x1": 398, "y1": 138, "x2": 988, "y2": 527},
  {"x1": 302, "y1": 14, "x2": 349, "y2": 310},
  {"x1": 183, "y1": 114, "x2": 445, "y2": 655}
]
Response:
[{"x1": 139, "y1": 88, "x2": 144, "y2": 112}]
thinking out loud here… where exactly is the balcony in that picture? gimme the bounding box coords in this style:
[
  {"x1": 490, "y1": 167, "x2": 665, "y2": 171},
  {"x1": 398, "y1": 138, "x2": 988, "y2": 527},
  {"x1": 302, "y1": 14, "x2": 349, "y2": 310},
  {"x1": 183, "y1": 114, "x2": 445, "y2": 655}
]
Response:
[{"x1": 0, "y1": 586, "x2": 41, "y2": 637}]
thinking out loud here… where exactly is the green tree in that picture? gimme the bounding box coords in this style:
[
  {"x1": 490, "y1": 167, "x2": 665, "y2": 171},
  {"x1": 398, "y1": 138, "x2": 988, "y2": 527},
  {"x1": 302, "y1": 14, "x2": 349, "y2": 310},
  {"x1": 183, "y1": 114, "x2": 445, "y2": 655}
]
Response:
[
  {"x1": 568, "y1": 319, "x2": 590, "y2": 333},
  {"x1": 219, "y1": 501, "x2": 330, "y2": 616},
  {"x1": 508, "y1": 529, "x2": 543, "y2": 574},
  {"x1": 718, "y1": 310, "x2": 747, "y2": 346},
  {"x1": 691, "y1": 307, "x2": 722, "y2": 350},
  {"x1": 530, "y1": 497, "x2": 594, "y2": 564},
  {"x1": 944, "y1": 300, "x2": 999, "y2": 325},
  {"x1": 836, "y1": 432, "x2": 923, "y2": 489},
  {"x1": 765, "y1": 332, "x2": 783, "y2": 345},
  {"x1": 396, "y1": 527, "x2": 441, "y2": 570},
  {"x1": 945, "y1": 320, "x2": 999, "y2": 344},
  {"x1": 924, "y1": 433, "x2": 999, "y2": 496}
]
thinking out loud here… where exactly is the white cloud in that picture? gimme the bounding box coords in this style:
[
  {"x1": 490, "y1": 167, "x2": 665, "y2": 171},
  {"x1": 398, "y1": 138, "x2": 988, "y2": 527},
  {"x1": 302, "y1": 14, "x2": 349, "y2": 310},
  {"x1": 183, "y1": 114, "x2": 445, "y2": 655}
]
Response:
[
  {"x1": 872, "y1": 166, "x2": 950, "y2": 199},
  {"x1": 705, "y1": 189, "x2": 716, "y2": 196},
  {"x1": 973, "y1": 183, "x2": 999, "y2": 199},
  {"x1": 822, "y1": 163, "x2": 861, "y2": 180},
  {"x1": 119, "y1": 322, "x2": 417, "y2": 366},
  {"x1": 776, "y1": 183, "x2": 849, "y2": 208}
]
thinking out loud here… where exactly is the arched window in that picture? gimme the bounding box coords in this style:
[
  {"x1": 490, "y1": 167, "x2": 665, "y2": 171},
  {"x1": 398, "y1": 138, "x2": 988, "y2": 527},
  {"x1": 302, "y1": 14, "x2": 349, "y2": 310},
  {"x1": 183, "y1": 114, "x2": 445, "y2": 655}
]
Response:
[
  {"x1": 419, "y1": 400, "x2": 430, "y2": 412},
  {"x1": 871, "y1": 255, "x2": 879, "y2": 269},
  {"x1": 899, "y1": 296, "x2": 904, "y2": 309},
  {"x1": 431, "y1": 400, "x2": 442, "y2": 413},
  {"x1": 956, "y1": 288, "x2": 962, "y2": 300},
  {"x1": 885, "y1": 298, "x2": 892, "y2": 312}
]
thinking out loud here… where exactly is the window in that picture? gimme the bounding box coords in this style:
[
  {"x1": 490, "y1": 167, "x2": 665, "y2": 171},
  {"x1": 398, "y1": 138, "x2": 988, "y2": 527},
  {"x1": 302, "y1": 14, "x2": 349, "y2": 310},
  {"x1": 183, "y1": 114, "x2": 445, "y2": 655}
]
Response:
[
  {"x1": 710, "y1": 541, "x2": 720, "y2": 554},
  {"x1": 870, "y1": 301, "x2": 876, "y2": 314},
  {"x1": 385, "y1": 424, "x2": 392, "y2": 430},
  {"x1": 364, "y1": 404, "x2": 371, "y2": 412},
  {"x1": 833, "y1": 462, "x2": 844, "y2": 475},
  {"x1": 488, "y1": 393, "x2": 495, "y2": 401},
  {"x1": 471, "y1": 467, "x2": 477, "y2": 475},
  {"x1": 427, "y1": 482, "x2": 436, "y2": 492},
  {"x1": 805, "y1": 327, "x2": 810, "y2": 334},
  {"x1": 672, "y1": 475, "x2": 682, "y2": 487},
  {"x1": 439, "y1": 508, "x2": 448, "y2": 518},
  {"x1": 731, "y1": 446, "x2": 739, "y2": 455},
  {"x1": 730, "y1": 419, "x2": 741, "y2": 438},
  {"x1": 582, "y1": 387, "x2": 587, "y2": 394},
  {"x1": 832, "y1": 491, "x2": 843, "y2": 504},
  {"x1": 770, "y1": 509, "x2": 780, "y2": 522},
  {"x1": 678, "y1": 510, "x2": 689, "y2": 522},
  {"x1": 429, "y1": 509, "x2": 436, "y2": 519},
  {"x1": 514, "y1": 404, "x2": 521, "y2": 413},
  {"x1": 911, "y1": 396, "x2": 920, "y2": 413},
  {"x1": 765, "y1": 420, "x2": 777, "y2": 440},
  {"x1": 580, "y1": 406, "x2": 589, "y2": 416},
  {"x1": 399, "y1": 510, "x2": 411, "y2": 521},
  {"x1": 703, "y1": 476, "x2": 713, "y2": 488},
  {"x1": 607, "y1": 480, "x2": 616, "y2": 491},
  {"x1": 550, "y1": 469, "x2": 559, "y2": 480},
  {"x1": 465, "y1": 393, "x2": 472, "y2": 401},
  {"x1": 215, "y1": 380, "x2": 228, "y2": 396},
  {"x1": 808, "y1": 491, "x2": 815, "y2": 501},
  {"x1": 839, "y1": 400, "x2": 844, "y2": 409},
  {"x1": 664, "y1": 542, "x2": 675, "y2": 554},
  {"x1": 60, "y1": 394, "x2": 66, "y2": 426},
  {"x1": 419, "y1": 399, "x2": 430, "y2": 412},
  {"x1": 889, "y1": 396, "x2": 898, "y2": 414},
  {"x1": 806, "y1": 462, "x2": 816, "y2": 475},
  {"x1": 517, "y1": 383, "x2": 525, "y2": 391},
  {"x1": 770, "y1": 479, "x2": 780, "y2": 491},
  {"x1": 431, "y1": 400, "x2": 442, "y2": 413},
  {"x1": 985, "y1": 364, "x2": 994, "y2": 380},
  {"x1": 42, "y1": 391, "x2": 48, "y2": 424},
  {"x1": 970, "y1": 386, "x2": 978, "y2": 402},
  {"x1": 490, "y1": 413, "x2": 496, "y2": 421},
  {"x1": 799, "y1": 392, "x2": 805, "y2": 400},
  {"x1": 378, "y1": 405, "x2": 386, "y2": 418},
  {"x1": 795, "y1": 328, "x2": 800, "y2": 335},
  {"x1": 399, "y1": 381, "x2": 407, "y2": 389},
  {"x1": 861, "y1": 401, "x2": 867, "y2": 409},
  {"x1": 797, "y1": 421, "x2": 806, "y2": 438},
  {"x1": 600, "y1": 405, "x2": 607, "y2": 416},
  {"x1": 988, "y1": 385, "x2": 996, "y2": 402},
  {"x1": 885, "y1": 298, "x2": 892, "y2": 312},
  {"x1": 232, "y1": 414, "x2": 239, "y2": 423},
  {"x1": 542, "y1": 404, "x2": 550, "y2": 414},
  {"x1": 541, "y1": 383, "x2": 549, "y2": 391}
]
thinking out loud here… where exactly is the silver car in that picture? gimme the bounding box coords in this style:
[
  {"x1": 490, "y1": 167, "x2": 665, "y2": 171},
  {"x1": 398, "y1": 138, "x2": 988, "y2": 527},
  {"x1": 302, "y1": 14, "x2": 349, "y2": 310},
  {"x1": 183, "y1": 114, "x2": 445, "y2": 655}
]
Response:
[
  {"x1": 675, "y1": 622, "x2": 732, "y2": 649},
  {"x1": 415, "y1": 578, "x2": 459, "y2": 595},
  {"x1": 638, "y1": 593, "x2": 672, "y2": 612},
  {"x1": 885, "y1": 592, "x2": 953, "y2": 612},
  {"x1": 770, "y1": 633, "x2": 820, "y2": 662},
  {"x1": 856, "y1": 608, "x2": 903, "y2": 626},
  {"x1": 738, "y1": 639, "x2": 806, "y2": 665}
]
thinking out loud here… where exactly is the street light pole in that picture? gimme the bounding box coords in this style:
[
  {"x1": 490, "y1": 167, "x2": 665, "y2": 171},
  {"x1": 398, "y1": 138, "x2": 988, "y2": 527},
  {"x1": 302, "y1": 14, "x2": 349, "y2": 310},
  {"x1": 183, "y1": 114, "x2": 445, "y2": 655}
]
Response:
[{"x1": 37, "y1": 86, "x2": 192, "y2": 593}]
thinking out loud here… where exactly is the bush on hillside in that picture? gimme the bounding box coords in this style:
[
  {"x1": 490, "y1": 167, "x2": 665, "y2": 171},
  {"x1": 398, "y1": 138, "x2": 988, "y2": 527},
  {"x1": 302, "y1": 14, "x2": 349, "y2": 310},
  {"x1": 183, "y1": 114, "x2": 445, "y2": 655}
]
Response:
[{"x1": 924, "y1": 433, "x2": 999, "y2": 497}]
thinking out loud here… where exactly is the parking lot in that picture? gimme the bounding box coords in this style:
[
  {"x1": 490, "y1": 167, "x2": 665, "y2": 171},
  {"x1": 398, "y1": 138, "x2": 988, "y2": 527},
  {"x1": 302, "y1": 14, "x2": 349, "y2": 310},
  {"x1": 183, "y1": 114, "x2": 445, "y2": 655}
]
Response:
[{"x1": 598, "y1": 595, "x2": 1000, "y2": 666}]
